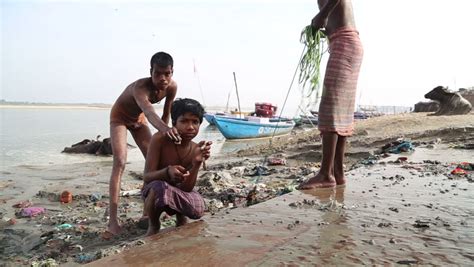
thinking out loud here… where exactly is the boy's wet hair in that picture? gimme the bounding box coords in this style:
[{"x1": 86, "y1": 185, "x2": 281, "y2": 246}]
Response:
[
  {"x1": 150, "y1": 52, "x2": 173, "y2": 68},
  {"x1": 171, "y1": 98, "x2": 205, "y2": 125}
]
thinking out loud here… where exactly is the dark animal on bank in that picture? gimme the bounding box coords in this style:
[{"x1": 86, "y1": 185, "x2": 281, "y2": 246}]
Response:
[
  {"x1": 424, "y1": 86, "x2": 472, "y2": 115},
  {"x1": 413, "y1": 101, "x2": 439, "y2": 113},
  {"x1": 62, "y1": 136, "x2": 134, "y2": 155}
]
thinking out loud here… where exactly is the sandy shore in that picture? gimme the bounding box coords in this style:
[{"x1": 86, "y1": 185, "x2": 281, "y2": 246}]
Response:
[{"x1": 0, "y1": 112, "x2": 473, "y2": 265}]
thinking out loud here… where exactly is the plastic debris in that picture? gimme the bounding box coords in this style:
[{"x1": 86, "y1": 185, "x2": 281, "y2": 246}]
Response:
[
  {"x1": 451, "y1": 167, "x2": 467, "y2": 176},
  {"x1": 120, "y1": 189, "x2": 141, "y2": 197},
  {"x1": 18, "y1": 207, "x2": 45, "y2": 218},
  {"x1": 89, "y1": 192, "x2": 103, "y2": 202},
  {"x1": 382, "y1": 140, "x2": 414, "y2": 154},
  {"x1": 60, "y1": 190, "x2": 73, "y2": 203},
  {"x1": 267, "y1": 157, "x2": 287, "y2": 166},
  {"x1": 75, "y1": 253, "x2": 97, "y2": 264},
  {"x1": 457, "y1": 162, "x2": 473, "y2": 171},
  {"x1": 57, "y1": 223, "x2": 73, "y2": 230}
]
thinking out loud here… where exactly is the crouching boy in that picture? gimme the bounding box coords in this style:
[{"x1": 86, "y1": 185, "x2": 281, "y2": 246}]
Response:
[{"x1": 142, "y1": 98, "x2": 211, "y2": 236}]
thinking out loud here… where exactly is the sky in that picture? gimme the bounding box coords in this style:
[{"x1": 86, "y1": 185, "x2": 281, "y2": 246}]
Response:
[{"x1": 1, "y1": 0, "x2": 474, "y2": 116}]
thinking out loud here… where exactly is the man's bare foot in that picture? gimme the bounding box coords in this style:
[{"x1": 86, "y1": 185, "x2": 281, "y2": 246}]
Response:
[
  {"x1": 102, "y1": 223, "x2": 122, "y2": 240},
  {"x1": 176, "y1": 214, "x2": 188, "y2": 227},
  {"x1": 146, "y1": 219, "x2": 160, "y2": 237},
  {"x1": 335, "y1": 176, "x2": 346, "y2": 186},
  {"x1": 298, "y1": 173, "x2": 336, "y2": 189},
  {"x1": 107, "y1": 223, "x2": 122, "y2": 236}
]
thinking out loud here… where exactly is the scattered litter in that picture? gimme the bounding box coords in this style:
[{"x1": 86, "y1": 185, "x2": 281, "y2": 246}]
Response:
[
  {"x1": 267, "y1": 157, "x2": 287, "y2": 166},
  {"x1": 120, "y1": 189, "x2": 142, "y2": 197},
  {"x1": 413, "y1": 219, "x2": 430, "y2": 228},
  {"x1": 56, "y1": 223, "x2": 73, "y2": 230},
  {"x1": 451, "y1": 168, "x2": 467, "y2": 176},
  {"x1": 89, "y1": 192, "x2": 103, "y2": 202},
  {"x1": 31, "y1": 258, "x2": 58, "y2": 267},
  {"x1": 457, "y1": 162, "x2": 473, "y2": 171},
  {"x1": 382, "y1": 140, "x2": 414, "y2": 154},
  {"x1": 17, "y1": 207, "x2": 45, "y2": 218},
  {"x1": 60, "y1": 190, "x2": 73, "y2": 203}
]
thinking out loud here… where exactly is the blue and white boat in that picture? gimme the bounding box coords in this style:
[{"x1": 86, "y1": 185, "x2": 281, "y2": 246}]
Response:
[
  {"x1": 204, "y1": 113, "x2": 218, "y2": 125},
  {"x1": 214, "y1": 116, "x2": 295, "y2": 140},
  {"x1": 204, "y1": 112, "x2": 241, "y2": 125}
]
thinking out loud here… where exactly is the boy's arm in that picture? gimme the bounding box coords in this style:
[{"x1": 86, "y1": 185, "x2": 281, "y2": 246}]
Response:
[
  {"x1": 143, "y1": 134, "x2": 169, "y2": 183},
  {"x1": 160, "y1": 81, "x2": 177, "y2": 125},
  {"x1": 177, "y1": 141, "x2": 211, "y2": 192},
  {"x1": 177, "y1": 162, "x2": 202, "y2": 192}
]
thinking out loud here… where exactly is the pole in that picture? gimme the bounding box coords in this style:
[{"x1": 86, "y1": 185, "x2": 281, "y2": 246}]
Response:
[
  {"x1": 193, "y1": 59, "x2": 206, "y2": 107},
  {"x1": 233, "y1": 72, "x2": 242, "y2": 116}
]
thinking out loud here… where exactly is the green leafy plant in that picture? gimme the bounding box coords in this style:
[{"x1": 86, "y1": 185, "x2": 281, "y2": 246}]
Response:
[{"x1": 299, "y1": 26, "x2": 327, "y2": 104}]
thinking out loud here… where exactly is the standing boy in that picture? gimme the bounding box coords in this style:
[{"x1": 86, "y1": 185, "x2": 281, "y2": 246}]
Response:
[
  {"x1": 106, "y1": 52, "x2": 181, "y2": 237},
  {"x1": 299, "y1": 0, "x2": 364, "y2": 189},
  {"x1": 142, "y1": 98, "x2": 211, "y2": 236}
]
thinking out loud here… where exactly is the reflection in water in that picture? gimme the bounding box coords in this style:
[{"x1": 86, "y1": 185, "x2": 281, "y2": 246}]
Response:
[{"x1": 295, "y1": 187, "x2": 366, "y2": 265}]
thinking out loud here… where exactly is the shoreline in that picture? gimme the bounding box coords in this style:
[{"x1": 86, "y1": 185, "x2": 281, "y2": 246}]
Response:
[{"x1": 0, "y1": 104, "x2": 112, "y2": 110}]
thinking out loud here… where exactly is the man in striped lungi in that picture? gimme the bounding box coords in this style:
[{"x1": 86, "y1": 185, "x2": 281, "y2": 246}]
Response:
[{"x1": 299, "y1": 0, "x2": 364, "y2": 189}]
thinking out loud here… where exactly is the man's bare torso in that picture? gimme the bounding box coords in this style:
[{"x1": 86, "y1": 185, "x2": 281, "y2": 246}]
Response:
[
  {"x1": 318, "y1": 0, "x2": 356, "y2": 36},
  {"x1": 114, "y1": 78, "x2": 174, "y2": 117}
]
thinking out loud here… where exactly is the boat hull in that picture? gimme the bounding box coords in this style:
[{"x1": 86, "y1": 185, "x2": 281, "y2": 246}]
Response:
[
  {"x1": 214, "y1": 116, "x2": 295, "y2": 139},
  {"x1": 204, "y1": 113, "x2": 217, "y2": 125}
]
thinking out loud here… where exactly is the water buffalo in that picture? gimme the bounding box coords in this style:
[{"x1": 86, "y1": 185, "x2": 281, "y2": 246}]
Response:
[
  {"x1": 62, "y1": 136, "x2": 134, "y2": 155},
  {"x1": 424, "y1": 86, "x2": 472, "y2": 115},
  {"x1": 413, "y1": 101, "x2": 439, "y2": 112}
]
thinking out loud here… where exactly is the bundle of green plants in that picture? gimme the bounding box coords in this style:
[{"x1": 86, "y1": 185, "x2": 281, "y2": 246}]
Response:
[{"x1": 299, "y1": 25, "x2": 327, "y2": 103}]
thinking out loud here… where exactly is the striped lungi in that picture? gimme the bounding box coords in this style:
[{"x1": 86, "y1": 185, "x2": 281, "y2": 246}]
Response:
[
  {"x1": 318, "y1": 27, "x2": 364, "y2": 136},
  {"x1": 142, "y1": 180, "x2": 205, "y2": 219}
]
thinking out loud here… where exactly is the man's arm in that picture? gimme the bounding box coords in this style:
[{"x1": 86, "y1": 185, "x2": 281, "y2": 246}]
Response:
[
  {"x1": 133, "y1": 85, "x2": 170, "y2": 133},
  {"x1": 161, "y1": 82, "x2": 177, "y2": 125},
  {"x1": 312, "y1": 0, "x2": 341, "y2": 30}
]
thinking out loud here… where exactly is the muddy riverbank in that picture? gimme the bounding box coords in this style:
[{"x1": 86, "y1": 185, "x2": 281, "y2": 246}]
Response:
[{"x1": 0, "y1": 112, "x2": 473, "y2": 266}]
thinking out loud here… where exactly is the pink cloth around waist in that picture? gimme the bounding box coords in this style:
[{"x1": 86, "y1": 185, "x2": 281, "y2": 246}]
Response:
[
  {"x1": 328, "y1": 26, "x2": 360, "y2": 40},
  {"x1": 318, "y1": 26, "x2": 364, "y2": 136}
]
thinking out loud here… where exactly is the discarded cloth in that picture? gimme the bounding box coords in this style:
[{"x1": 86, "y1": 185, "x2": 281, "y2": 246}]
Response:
[{"x1": 19, "y1": 207, "x2": 45, "y2": 218}]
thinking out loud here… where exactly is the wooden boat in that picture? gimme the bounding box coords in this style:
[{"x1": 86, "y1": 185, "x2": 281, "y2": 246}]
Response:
[{"x1": 214, "y1": 116, "x2": 295, "y2": 140}]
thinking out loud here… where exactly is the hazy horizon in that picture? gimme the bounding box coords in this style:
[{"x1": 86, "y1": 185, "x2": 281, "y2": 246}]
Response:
[{"x1": 2, "y1": 0, "x2": 474, "y2": 114}]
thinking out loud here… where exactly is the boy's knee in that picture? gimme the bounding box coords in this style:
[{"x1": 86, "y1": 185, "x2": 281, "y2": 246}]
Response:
[{"x1": 112, "y1": 157, "x2": 127, "y2": 169}]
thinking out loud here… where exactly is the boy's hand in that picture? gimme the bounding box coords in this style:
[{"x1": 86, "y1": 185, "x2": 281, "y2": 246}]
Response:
[
  {"x1": 167, "y1": 165, "x2": 189, "y2": 184},
  {"x1": 192, "y1": 141, "x2": 212, "y2": 164}
]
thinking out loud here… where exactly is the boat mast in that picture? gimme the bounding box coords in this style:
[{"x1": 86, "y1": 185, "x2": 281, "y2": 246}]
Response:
[
  {"x1": 233, "y1": 72, "x2": 242, "y2": 115},
  {"x1": 194, "y1": 59, "x2": 206, "y2": 107},
  {"x1": 225, "y1": 90, "x2": 231, "y2": 112}
]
